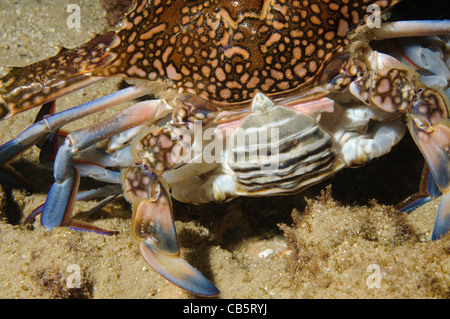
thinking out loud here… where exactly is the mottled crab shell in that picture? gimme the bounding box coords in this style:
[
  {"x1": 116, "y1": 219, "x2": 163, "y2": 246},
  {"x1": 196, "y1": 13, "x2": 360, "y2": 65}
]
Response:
[
  {"x1": 98, "y1": 0, "x2": 401, "y2": 107},
  {"x1": 0, "y1": 0, "x2": 402, "y2": 118}
]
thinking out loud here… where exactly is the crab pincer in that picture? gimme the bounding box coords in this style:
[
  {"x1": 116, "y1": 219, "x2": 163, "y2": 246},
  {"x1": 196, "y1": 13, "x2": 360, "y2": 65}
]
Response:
[
  {"x1": 408, "y1": 88, "x2": 450, "y2": 239},
  {"x1": 125, "y1": 165, "x2": 219, "y2": 296}
]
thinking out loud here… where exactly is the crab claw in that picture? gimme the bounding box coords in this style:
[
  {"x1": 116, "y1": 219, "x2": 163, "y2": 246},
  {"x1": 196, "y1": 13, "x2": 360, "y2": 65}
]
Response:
[
  {"x1": 39, "y1": 139, "x2": 119, "y2": 232},
  {"x1": 125, "y1": 166, "x2": 219, "y2": 296},
  {"x1": 397, "y1": 165, "x2": 441, "y2": 213},
  {"x1": 409, "y1": 88, "x2": 450, "y2": 240},
  {"x1": 41, "y1": 166, "x2": 80, "y2": 230},
  {"x1": 410, "y1": 119, "x2": 450, "y2": 239}
]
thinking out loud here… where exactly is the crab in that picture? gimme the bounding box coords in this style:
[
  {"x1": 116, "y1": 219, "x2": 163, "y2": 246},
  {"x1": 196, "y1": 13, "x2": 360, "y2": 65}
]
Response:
[{"x1": 0, "y1": 0, "x2": 449, "y2": 296}]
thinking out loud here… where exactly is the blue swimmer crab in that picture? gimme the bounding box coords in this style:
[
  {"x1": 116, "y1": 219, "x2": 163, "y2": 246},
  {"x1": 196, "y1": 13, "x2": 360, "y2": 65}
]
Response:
[{"x1": 0, "y1": 0, "x2": 449, "y2": 296}]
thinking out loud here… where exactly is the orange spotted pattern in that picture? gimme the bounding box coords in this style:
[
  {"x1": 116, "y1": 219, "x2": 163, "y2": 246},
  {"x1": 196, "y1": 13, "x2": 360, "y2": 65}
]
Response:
[
  {"x1": 97, "y1": 0, "x2": 401, "y2": 107},
  {"x1": 0, "y1": 0, "x2": 401, "y2": 118}
]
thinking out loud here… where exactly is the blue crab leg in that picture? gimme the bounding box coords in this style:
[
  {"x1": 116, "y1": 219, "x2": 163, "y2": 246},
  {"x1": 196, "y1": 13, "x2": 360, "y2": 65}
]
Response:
[
  {"x1": 392, "y1": 37, "x2": 450, "y2": 89},
  {"x1": 38, "y1": 128, "x2": 134, "y2": 173},
  {"x1": 34, "y1": 126, "x2": 126, "y2": 232},
  {"x1": 124, "y1": 165, "x2": 219, "y2": 296},
  {"x1": 38, "y1": 132, "x2": 124, "y2": 184},
  {"x1": 42, "y1": 97, "x2": 218, "y2": 295},
  {"x1": 0, "y1": 103, "x2": 56, "y2": 188},
  {"x1": 397, "y1": 165, "x2": 442, "y2": 214},
  {"x1": 41, "y1": 98, "x2": 171, "y2": 229},
  {"x1": 25, "y1": 184, "x2": 123, "y2": 223},
  {"x1": 24, "y1": 184, "x2": 123, "y2": 235},
  {"x1": 0, "y1": 85, "x2": 151, "y2": 187}
]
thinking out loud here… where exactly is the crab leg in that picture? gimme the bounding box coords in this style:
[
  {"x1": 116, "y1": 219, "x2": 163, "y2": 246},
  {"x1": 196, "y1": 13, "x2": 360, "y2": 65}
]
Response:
[
  {"x1": 394, "y1": 37, "x2": 450, "y2": 89},
  {"x1": 42, "y1": 96, "x2": 218, "y2": 295},
  {"x1": 124, "y1": 165, "x2": 219, "y2": 296},
  {"x1": 372, "y1": 20, "x2": 450, "y2": 39},
  {"x1": 410, "y1": 119, "x2": 450, "y2": 240},
  {"x1": 409, "y1": 88, "x2": 450, "y2": 239},
  {"x1": 0, "y1": 32, "x2": 119, "y2": 119},
  {"x1": 0, "y1": 85, "x2": 151, "y2": 187},
  {"x1": 23, "y1": 184, "x2": 123, "y2": 235},
  {"x1": 41, "y1": 98, "x2": 171, "y2": 230},
  {"x1": 38, "y1": 132, "x2": 128, "y2": 183},
  {"x1": 397, "y1": 165, "x2": 442, "y2": 213}
]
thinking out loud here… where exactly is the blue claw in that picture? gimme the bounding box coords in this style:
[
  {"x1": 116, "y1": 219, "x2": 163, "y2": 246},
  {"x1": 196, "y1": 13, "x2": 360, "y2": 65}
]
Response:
[
  {"x1": 128, "y1": 168, "x2": 219, "y2": 296},
  {"x1": 399, "y1": 170, "x2": 442, "y2": 214},
  {"x1": 140, "y1": 239, "x2": 220, "y2": 296},
  {"x1": 41, "y1": 168, "x2": 80, "y2": 230}
]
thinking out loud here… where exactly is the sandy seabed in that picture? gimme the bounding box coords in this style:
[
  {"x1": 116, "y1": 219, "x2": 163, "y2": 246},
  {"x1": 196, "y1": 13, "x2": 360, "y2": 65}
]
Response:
[{"x1": 0, "y1": 0, "x2": 448, "y2": 299}]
